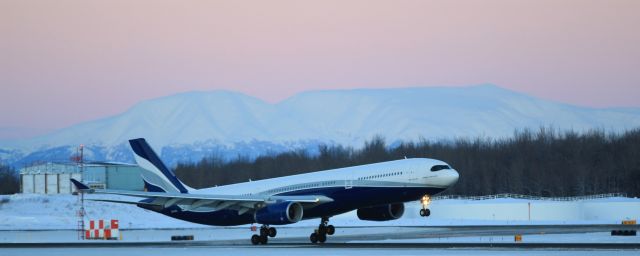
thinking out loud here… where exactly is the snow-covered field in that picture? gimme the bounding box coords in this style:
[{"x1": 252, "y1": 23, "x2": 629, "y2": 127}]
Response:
[
  {"x1": 0, "y1": 194, "x2": 638, "y2": 246},
  {"x1": 1, "y1": 194, "x2": 638, "y2": 230},
  {"x1": 355, "y1": 232, "x2": 640, "y2": 244}
]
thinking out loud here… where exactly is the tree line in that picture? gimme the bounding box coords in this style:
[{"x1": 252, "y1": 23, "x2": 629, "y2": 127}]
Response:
[
  {"x1": 2, "y1": 128, "x2": 638, "y2": 196},
  {"x1": 0, "y1": 164, "x2": 18, "y2": 194},
  {"x1": 175, "y1": 128, "x2": 640, "y2": 197}
]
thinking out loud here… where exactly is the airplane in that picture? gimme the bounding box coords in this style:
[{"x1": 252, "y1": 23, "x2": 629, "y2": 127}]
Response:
[{"x1": 71, "y1": 138, "x2": 459, "y2": 245}]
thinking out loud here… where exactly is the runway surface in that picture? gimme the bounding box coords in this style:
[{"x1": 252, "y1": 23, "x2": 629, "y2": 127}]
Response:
[
  {"x1": 3, "y1": 224, "x2": 637, "y2": 244},
  {"x1": 1, "y1": 224, "x2": 638, "y2": 255},
  {"x1": 1, "y1": 241, "x2": 640, "y2": 249},
  {"x1": 1, "y1": 244, "x2": 638, "y2": 256}
]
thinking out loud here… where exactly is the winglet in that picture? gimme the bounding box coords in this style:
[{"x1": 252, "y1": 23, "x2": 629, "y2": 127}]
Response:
[{"x1": 70, "y1": 178, "x2": 94, "y2": 193}]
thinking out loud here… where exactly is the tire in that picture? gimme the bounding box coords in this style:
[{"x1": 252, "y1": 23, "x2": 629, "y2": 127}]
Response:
[
  {"x1": 310, "y1": 233, "x2": 318, "y2": 243},
  {"x1": 251, "y1": 234, "x2": 260, "y2": 245},
  {"x1": 419, "y1": 209, "x2": 426, "y2": 217},
  {"x1": 268, "y1": 227, "x2": 277, "y2": 237},
  {"x1": 327, "y1": 225, "x2": 335, "y2": 235},
  {"x1": 424, "y1": 208, "x2": 431, "y2": 217},
  {"x1": 260, "y1": 228, "x2": 268, "y2": 237},
  {"x1": 260, "y1": 235, "x2": 268, "y2": 244},
  {"x1": 318, "y1": 233, "x2": 327, "y2": 243},
  {"x1": 318, "y1": 224, "x2": 326, "y2": 235}
]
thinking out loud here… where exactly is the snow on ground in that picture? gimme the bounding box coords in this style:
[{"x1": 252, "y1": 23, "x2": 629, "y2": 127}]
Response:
[
  {"x1": 0, "y1": 194, "x2": 206, "y2": 230},
  {"x1": 1, "y1": 194, "x2": 638, "y2": 230},
  {"x1": 353, "y1": 232, "x2": 640, "y2": 244}
]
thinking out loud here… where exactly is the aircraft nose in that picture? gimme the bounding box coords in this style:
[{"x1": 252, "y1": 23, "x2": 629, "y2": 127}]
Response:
[{"x1": 448, "y1": 169, "x2": 459, "y2": 185}]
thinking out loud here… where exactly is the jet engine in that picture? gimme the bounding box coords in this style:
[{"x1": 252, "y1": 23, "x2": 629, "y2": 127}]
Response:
[
  {"x1": 356, "y1": 203, "x2": 405, "y2": 221},
  {"x1": 254, "y1": 201, "x2": 303, "y2": 225}
]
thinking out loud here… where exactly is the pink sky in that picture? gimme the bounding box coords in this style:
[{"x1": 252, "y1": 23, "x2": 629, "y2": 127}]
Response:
[{"x1": 1, "y1": 0, "x2": 639, "y2": 139}]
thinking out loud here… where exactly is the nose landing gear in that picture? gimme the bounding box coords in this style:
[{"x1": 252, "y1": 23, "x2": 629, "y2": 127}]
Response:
[
  {"x1": 419, "y1": 195, "x2": 431, "y2": 217},
  {"x1": 310, "y1": 217, "x2": 335, "y2": 244}
]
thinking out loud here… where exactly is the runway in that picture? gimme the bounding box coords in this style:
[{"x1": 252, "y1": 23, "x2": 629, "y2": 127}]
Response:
[
  {"x1": 0, "y1": 243, "x2": 639, "y2": 256},
  {"x1": 1, "y1": 224, "x2": 638, "y2": 255},
  {"x1": 3, "y1": 224, "x2": 637, "y2": 244},
  {"x1": 1, "y1": 241, "x2": 640, "y2": 249}
]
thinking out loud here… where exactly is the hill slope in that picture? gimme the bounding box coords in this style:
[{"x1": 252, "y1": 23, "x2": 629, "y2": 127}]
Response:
[{"x1": 2, "y1": 85, "x2": 639, "y2": 167}]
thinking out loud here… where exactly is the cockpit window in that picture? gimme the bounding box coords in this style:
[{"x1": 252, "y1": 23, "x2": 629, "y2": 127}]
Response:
[{"x1": 431, "y1": 165, "x2": 451, "y2": 172}]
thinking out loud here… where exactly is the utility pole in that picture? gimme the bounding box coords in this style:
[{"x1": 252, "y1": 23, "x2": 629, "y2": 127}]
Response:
[{"x1": 76, "y1": 144, "x2": 86, "y2": 240}]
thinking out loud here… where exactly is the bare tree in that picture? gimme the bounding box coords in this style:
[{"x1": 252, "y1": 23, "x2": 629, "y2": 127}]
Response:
[{"x1": 0, "y1": 164, "x2": 19, "y2": 194}]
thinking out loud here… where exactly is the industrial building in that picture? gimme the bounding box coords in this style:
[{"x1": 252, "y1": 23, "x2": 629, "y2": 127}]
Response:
[{"x1": 19, "y1": 162, "x2": 145, "y2": 194}]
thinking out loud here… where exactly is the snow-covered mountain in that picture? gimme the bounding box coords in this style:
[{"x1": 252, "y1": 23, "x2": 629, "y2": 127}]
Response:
[{"x1": 2, "y1": 85, "x2": 639, "y2": 167}]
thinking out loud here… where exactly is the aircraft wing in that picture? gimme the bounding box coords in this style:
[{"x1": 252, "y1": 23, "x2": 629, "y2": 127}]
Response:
[{"x1": 71, "y1": 179, "x2": 333, "y2": 214}]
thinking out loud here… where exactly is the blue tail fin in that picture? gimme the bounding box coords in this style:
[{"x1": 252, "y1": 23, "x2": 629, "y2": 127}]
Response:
[{"x1": 129, "y1": 138, "x2": 191, "y2": 193}]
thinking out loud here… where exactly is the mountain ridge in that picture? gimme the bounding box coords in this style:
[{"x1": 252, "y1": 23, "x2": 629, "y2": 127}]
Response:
[{"x1": 2, "y1": 84, "x2": 639, "y2": 167}]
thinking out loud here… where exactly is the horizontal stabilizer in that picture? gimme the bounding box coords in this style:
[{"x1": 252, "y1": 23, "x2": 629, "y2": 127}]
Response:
[
  {"x1": 87, "y1": 199, "x2": 160, "y2": 206},
  {"x1": 70, "y1": 178, "x2": 94, "y2": 193}
]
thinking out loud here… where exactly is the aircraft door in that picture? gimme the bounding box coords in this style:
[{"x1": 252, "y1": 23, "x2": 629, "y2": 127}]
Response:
[{"x1": 344, "y1": 179, "x2": 353, "y2": 189}]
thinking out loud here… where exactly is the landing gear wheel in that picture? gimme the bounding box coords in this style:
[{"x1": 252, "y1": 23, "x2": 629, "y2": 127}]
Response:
[
  {"x1": 326, "y1": 225, "x2": 335, "y2": 235},
  {"x1": 318, "y1": 233, "x2": 327, "y2": 243},
  {"x1": 424, "y1": 208, "x2": 431, "y2": 217},
  {"x1": 318, "y1": 224, "x2": 326, "y2": 234},
  {"x1": 251, "y1": 234, "x2": 260, "y2": 245},
  {"x1": 419, "y1": 209, "x2": 426, "y2": 217},
  {"x1": 310, "y1": 216, "x2": 334, "y2": 244},
  {"x1": 260, "y1": 235, "x2": 268, "y2": 244},
  {"x1": 254, "y1": 225, "x2": 271, "y2": 245}
]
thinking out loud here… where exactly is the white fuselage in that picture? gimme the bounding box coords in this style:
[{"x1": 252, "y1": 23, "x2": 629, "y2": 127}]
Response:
[{"x1": 195, "y1": 158, "x2": 459, "y2": 197}]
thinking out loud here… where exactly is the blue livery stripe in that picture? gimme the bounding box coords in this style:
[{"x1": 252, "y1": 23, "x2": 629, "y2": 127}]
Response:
[{"x1": 143, "y1": 179, "x2": 167, "y2": 193}]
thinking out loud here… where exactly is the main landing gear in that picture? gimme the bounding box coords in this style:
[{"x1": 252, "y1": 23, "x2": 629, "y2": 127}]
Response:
[
  {"x1": 251, "y1": 225, "x2": 277, "y2": 245},
  {"x1": 419, "y1": 194, "x2": 431, "y2": 217},
  {"x1": 309, "y1": 217, "x2": 335, "y2": 244}
]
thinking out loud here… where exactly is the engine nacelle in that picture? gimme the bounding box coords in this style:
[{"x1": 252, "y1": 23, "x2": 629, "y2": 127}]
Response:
[
  {"x1": 357, "y1": 203, "x2": 405, "y2": 221},
  {"x1": 254, "y1": 201, "x2": 303, "y2": 225}
]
